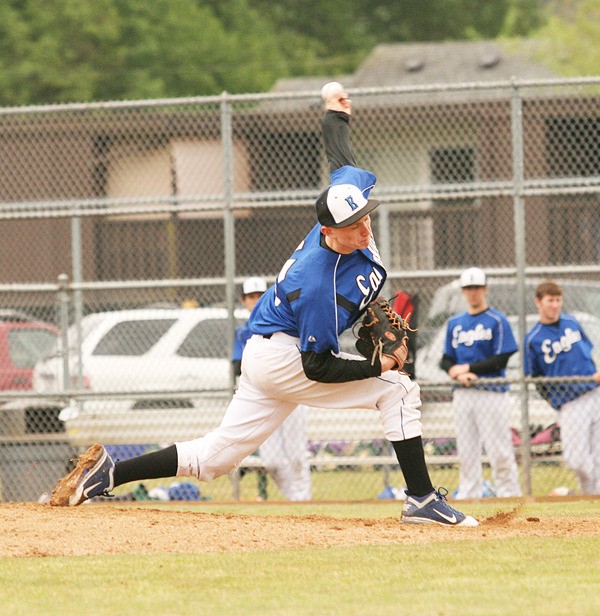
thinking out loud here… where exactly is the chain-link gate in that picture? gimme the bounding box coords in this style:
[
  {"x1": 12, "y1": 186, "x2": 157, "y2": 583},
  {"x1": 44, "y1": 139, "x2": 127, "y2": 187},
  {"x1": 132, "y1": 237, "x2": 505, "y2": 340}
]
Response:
[{"x1": 0, "y1": 78, "x2": 599, "y2": 502}]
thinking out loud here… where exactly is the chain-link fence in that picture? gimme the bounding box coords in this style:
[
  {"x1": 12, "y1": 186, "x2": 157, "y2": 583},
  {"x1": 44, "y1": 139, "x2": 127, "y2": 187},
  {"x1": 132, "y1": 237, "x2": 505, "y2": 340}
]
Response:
[{"x1": 0, "y1": 78, "x2": 599, "y2": 502}]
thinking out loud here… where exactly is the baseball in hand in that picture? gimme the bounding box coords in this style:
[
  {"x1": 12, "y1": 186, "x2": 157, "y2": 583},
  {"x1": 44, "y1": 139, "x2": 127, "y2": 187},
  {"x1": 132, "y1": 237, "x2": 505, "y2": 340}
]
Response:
[
  {"x1": 321, "y1": 81, "x2": 351, "y2": 112},
  {"x1": 321, "y1": 81, "x2": 345, "y2": 102}
]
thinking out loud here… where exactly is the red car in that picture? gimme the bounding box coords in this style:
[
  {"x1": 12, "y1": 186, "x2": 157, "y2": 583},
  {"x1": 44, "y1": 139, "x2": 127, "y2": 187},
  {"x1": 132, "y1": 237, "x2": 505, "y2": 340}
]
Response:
[{"x1": 0, "y1": 317, "x2": 59, "y2": 391}]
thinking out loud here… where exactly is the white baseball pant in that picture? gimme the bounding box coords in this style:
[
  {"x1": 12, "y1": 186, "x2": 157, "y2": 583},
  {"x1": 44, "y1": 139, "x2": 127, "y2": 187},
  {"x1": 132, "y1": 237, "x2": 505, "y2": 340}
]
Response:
[
  {"x1": 560, "y1": 386, "x2": 600, "y2": 494},
  {"x1": 176, "y1": 332, "x2": 422, "y2": 482},
  {"x1": 452, "y1": 388, "x2": 521, "y2": 499},
  {"x1": 258, "y1": 404, "x2": 311, "y2": 501}
]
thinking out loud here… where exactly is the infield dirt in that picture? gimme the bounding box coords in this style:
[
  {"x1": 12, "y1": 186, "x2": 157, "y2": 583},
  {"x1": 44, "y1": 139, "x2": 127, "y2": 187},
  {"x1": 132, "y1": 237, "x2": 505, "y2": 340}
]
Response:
[{"x1": 1, "y1": 501, "x2": 599, "y2": 558}]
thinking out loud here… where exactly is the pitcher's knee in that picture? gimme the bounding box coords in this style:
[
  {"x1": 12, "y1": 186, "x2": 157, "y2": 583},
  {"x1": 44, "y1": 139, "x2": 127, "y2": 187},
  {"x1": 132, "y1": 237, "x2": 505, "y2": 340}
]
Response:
[{"x1": 175, "y1": 438, "x2": 237, "y2": 482}]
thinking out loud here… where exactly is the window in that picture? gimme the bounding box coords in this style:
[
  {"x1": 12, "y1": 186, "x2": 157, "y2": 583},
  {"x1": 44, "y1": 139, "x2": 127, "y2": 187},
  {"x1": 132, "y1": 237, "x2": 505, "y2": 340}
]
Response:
[
  {"x1": 549, "y1": 198, "x2": 600, "y2": 264},
  {"x1": 546, "y1": 116, "x2": 600, "y2": 178},
  {"x1": 92, "y1": 319, "x2": 176, "y2": 356},
  {"x1": 8, "y1": 328, "x2": 59, "y2": 369},
  {"x1": 430, "y1": 147, "x2": 475, "y2": 184},
  {"x1": 177, "y1": 319, "x2": 245, "y2": 359},
  {"x1": 544, "y1": 115, "x2": 600, "y2": 265}
]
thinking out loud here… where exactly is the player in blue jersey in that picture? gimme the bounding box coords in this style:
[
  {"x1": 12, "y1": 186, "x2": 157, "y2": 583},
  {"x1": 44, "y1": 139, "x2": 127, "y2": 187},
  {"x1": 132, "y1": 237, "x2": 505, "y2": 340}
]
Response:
[
  {"x1": 440, "y1": 267, "x2": 521, "y2": 499},
  {"x1": 232, "y1": 276, "x2": 311, "y2": 501},
  {"x1": 524, "y1": 280, "x2": 600, "y2": 494},
  {"x1": 50, "y1": 84, "x2": 478, "y2": 526}
]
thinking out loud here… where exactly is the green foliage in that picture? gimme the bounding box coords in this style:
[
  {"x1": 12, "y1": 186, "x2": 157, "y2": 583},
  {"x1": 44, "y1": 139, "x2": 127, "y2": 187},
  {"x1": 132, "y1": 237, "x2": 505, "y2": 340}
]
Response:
[
  {"x1": 501, "y1": 0, "x2": 549, "y2": 36},
  {"x1": 362, "y1": 0, "x2": 543, "y2": 41},
  {"x1": 0, "y1": 0, "x2": 557, "y2": 105},
  {"x1": 0, "y1": 0, "x2": 123, "y2": 105},
  {"x1": 205, "y1": 0, "x2": 290, "y2": 93},
  {"x1": 532, "y1": 0, "x2": 600, "y2": 75},
  {"x1": 0, "y1": 0, "x2": 291, "y2": 104}
]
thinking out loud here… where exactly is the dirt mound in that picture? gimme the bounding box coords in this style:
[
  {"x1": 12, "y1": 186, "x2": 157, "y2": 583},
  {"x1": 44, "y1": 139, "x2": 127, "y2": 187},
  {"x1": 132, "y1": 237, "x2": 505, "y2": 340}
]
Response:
[{"x1": 1, "y1": 502, "x2": 599, "y2": 558}]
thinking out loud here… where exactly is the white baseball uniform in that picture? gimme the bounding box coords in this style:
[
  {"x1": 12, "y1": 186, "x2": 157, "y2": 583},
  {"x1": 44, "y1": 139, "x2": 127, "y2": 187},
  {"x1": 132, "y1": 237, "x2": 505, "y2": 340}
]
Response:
[
  {"x1": 525, "y1": 313, "x2": 600, "y2": 494},
  {"x1": 443, "y1": 307, "x2": 521, "y2": 498},
  {"x1": 176, "y1": 111, "x2": 424, "y2": 488}
]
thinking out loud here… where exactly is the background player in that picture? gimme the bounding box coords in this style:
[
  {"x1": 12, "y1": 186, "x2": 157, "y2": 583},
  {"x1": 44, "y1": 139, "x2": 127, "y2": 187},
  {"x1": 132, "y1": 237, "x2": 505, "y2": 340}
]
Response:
[
  {"x1": 524, "y1": 280, "x2": 600, "y2": 494},
  {"x1": 233, "y1": 276, "x2": 311, "y2": 501},
  {"x1": 50, "y1": 83, "x2": 478, "y2": 527},
  {"x1": 440, "y1": 267, "x2": 521, "y2": 499}
]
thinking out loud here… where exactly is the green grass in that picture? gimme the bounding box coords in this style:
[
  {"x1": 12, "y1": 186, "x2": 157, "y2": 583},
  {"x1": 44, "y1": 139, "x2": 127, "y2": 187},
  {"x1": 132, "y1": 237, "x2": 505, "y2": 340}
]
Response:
[
  {"x1": 4, "y1": 540, "x2": 599, "y2": 616},
  {"x1": 1, "y1": 500, "x2": 599, "y2": 616},
  {"x1": 123, "y1": 462, "x2": 581, "y2": 503}
]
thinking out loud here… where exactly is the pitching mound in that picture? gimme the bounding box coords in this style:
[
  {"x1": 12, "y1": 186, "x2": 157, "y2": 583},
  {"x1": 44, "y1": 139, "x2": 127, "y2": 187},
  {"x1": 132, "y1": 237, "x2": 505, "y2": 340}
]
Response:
[{"x1": 1, "y1": 502, "x2": 599, "y2": 558}]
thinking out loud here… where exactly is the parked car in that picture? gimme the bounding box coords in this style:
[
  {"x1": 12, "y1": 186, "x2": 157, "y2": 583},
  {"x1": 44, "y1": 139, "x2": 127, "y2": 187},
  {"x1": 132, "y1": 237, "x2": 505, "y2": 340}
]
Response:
[
  {"x1": 0, "y1": 319, "x2": 59, "y2": 391},
  {"x1": 0, "y1": 309, "x2": 44, "y2": 323},
  {"x1": 33, "y1": 307, "x2": 249, "y2": 397},
  {"x1": 0, "y1": 317, "x2": 61, "y2": 435},
  {"x1": 41, "y1": 307, "x2": 441, "y2": 448},
  {"x1": 23, "y1": 307, "x2": 254, "y2": 443}
]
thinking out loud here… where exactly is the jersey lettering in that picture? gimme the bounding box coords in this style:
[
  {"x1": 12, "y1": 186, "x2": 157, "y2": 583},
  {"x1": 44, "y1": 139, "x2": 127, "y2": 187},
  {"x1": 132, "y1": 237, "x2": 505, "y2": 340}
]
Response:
[
  {"x1": 452, "y1": 324, "x2": 493, "y2": 349},
  {"x1": 277, "y1": 258, "x2": 296, "y2": 283},
  {"x1": 540, "y1": 327, "x2": 582, "y2": 364},
  {"x1": 357, "y1": 268, "x2": 384, "y2": 310}
]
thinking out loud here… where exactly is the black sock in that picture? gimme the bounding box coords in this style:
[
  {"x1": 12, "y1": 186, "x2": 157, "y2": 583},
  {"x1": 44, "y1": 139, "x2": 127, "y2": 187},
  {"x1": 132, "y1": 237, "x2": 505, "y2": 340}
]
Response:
[
  {"x1": 113, "y1": 444, "x2": 178, "y2": 488},
  {"x1": 391, "y1": 437, "x2": 434, "y2": 497}
]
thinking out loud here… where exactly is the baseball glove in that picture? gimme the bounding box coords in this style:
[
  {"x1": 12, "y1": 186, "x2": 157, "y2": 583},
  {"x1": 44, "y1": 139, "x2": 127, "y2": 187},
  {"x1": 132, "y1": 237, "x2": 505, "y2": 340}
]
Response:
[{"x1": 354, "y1": 297, "x2": 415, "y2": 372}]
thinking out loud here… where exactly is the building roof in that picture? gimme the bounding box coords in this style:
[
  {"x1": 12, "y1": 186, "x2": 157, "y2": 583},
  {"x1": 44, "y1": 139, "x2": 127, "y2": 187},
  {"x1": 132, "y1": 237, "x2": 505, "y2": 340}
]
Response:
[
  {"x1": 351, "y1": 40, "x2": 556, "y2": 87},
  {"x1": 270, "y1": 39, "x2": 556, "y2": 94}
]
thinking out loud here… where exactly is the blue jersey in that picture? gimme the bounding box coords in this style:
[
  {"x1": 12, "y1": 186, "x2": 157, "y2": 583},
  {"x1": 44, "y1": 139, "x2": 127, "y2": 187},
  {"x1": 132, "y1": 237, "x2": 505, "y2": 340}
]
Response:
[
  {"x1": 444, "y1": 308, "x2": 518, "y2": 392},
  {"x1": 249, "y1": 223, "x2": 386, "y2": 354},
  {"x1": 232, "y1": 321, "x2": 252, "y2": 362},
  {"x1": 524, "y1": 313, "x2": 597, "y2": 409}
]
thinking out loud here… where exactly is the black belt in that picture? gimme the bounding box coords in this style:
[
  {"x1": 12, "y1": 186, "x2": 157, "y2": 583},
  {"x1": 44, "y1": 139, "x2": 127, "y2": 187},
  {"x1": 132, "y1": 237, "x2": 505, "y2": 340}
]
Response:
[{"x1": 262, "y1": 333, "x2": 272, "y2": 339}]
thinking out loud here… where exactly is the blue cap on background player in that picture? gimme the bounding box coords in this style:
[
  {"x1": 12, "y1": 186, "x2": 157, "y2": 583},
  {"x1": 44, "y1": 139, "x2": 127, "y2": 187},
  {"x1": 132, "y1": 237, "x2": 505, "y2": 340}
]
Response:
[
  {"x1": 460, "y1": 267, "x2": 487, "y2": 287},
  {"x1": 316, "y1": 165, "x2": 380, "y2": 228}
]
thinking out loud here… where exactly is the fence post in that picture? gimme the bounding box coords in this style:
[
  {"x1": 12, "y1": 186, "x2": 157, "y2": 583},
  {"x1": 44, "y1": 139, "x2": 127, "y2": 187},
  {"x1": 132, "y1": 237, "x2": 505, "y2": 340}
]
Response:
[
  {"x1": 511, "y1": 81, "x2": 532, "y2": 495},
  {"x1": 221, "y1": 92, "x2": 237, "y2": 397},
  {"x1": 71, "y1": 215, "x2": 84, "y2": 389},
  {"x1": 378, "y1": 202, "x2": 391, "y2": 295},
  {"x1": 57, "y1": 273, "x2": 70, "y2": 393}
]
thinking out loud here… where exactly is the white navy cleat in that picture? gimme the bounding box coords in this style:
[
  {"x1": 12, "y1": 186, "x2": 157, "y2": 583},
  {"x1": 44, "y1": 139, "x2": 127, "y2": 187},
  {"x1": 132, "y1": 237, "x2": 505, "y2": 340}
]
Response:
[{"x1": 401, "y1": 487, "x2": 479, "y2": 527}]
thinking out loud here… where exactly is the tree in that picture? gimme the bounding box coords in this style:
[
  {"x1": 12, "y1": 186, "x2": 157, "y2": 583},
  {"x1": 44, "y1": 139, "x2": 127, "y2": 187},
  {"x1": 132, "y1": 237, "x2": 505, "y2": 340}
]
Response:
[
  {"x1": 247, "y1": 0, "x2": 546, "y2": 74},
  {"x1": 203, "y1": 0, "x2": 291, "y2": 93},
  {"x1": 0, "y1": 0, "x2": 291, "y2": 104},
  {"x1": 0, "y1": 0, "x2": 555, "y2": 105},
  {"x1": 531, "y1": 0, "x2": 600, "y2": 75},
  {"x1": 0, "y1": 0, "x2": 123, "y2": 105}
]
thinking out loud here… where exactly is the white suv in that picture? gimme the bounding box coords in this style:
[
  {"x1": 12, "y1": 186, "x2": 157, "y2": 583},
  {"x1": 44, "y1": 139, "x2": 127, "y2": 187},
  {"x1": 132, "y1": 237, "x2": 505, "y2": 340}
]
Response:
[
  {"x1": 32, "y1": 308, "x2": 250, "y2": 442},
  {"x1": 34, "y1": 307, "x2": 248, "y2": 395}
]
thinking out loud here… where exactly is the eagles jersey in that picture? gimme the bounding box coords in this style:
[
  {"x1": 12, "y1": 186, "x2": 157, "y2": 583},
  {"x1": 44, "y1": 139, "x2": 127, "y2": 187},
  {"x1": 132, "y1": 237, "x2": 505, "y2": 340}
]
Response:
[
  {"x1": 524, "y1": 313, "x2": 598, "y2": 409},
  {"x1": 249, "y1": 223, "x2": 386, "y2": 354},
  {"x1": 444, "y1": 308, "x2": 518, "y2": 392}
]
